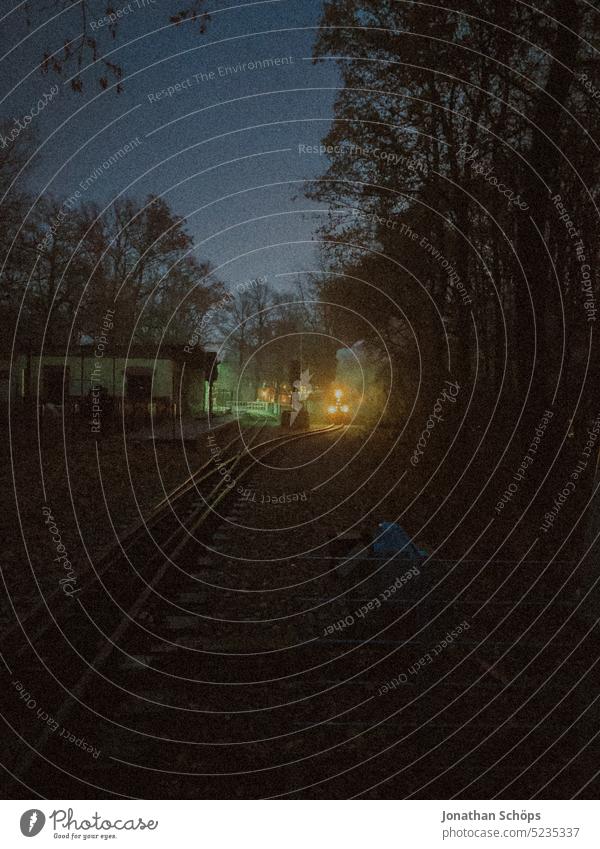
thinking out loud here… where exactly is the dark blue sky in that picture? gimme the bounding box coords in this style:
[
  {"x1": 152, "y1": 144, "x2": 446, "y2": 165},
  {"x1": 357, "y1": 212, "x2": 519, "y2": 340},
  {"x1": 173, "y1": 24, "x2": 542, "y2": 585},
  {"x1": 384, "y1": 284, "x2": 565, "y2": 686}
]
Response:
[{"x1": 0, "y1": 0, "x2": 340, "y2": 291}]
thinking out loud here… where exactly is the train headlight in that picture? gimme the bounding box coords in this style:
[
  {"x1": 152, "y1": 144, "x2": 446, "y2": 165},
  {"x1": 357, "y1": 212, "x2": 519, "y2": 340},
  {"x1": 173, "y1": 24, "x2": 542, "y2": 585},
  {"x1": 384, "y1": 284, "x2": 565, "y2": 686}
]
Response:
[
  {"x1": 327, "y1": 405, "x2": 337, "y2": 414},
  {"x1": 341, "y1": 405, "x2": 349, "y2": 413}
]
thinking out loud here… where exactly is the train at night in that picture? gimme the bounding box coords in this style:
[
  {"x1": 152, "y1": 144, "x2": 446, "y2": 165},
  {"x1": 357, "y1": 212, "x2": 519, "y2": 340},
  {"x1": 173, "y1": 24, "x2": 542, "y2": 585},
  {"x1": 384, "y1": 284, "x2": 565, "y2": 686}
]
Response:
[{"x1": 325, "y1": 387, "x2": 352, "y2": 424}]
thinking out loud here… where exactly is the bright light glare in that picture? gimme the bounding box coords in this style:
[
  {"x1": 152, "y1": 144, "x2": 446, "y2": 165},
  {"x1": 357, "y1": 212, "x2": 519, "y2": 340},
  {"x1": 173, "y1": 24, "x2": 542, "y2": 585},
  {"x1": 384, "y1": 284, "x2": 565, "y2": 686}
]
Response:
[
  {"x1": 341, "y1": 405, "x2": 349, "y2": 413},
  {"x1": 327, "y1": 405, "x2": 337, "y2": 414},
  {"x1": 334, "y1": 389, "x2": 342, "y2": 400}
]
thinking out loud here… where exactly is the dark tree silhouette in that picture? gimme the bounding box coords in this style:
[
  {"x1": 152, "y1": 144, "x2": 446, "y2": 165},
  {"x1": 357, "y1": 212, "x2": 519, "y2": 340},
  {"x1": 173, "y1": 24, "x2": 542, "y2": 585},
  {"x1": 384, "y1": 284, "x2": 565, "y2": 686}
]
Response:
[{"x1": 306, "y1": 0, "x2": 600, "y2": 555}]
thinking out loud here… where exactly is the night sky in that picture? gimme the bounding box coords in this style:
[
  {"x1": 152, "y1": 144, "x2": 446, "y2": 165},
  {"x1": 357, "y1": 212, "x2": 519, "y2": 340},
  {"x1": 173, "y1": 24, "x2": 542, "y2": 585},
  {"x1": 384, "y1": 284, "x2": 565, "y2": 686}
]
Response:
[{"x1": 0, "y1": 0, "x2": 338, "y2": 291}]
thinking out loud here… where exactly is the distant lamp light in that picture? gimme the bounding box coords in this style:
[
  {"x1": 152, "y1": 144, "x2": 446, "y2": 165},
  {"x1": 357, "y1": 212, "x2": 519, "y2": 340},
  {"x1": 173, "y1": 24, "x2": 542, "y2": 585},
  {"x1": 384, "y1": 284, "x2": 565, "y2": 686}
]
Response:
[
  {"x1": 341, "y1": 405, "x2": 349, "y2": 413},
  {"x1": 327, "y1": 405, "x2": 337, "y2": 414},
  {"x1": 334, "y1": 388, "x2": 342, "y2": 400}
]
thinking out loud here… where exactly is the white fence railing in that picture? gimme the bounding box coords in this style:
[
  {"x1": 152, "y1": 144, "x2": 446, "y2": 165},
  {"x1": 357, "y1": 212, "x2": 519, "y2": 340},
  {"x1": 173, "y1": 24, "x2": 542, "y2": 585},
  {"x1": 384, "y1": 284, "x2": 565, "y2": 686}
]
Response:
[{"x1": 232, "y1": 401, "x2": 281, "y2": 416}]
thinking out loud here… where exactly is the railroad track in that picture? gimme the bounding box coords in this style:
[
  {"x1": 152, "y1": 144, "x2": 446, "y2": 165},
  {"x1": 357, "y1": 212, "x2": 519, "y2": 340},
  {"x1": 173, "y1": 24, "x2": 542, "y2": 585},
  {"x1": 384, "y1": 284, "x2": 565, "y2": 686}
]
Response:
[
  {"x1": 3, "y1": 422, "x2": 348, "y2": 794},
  {"x1": 3, "y1": 420, "x2": 600, "y2": 799},
  {"x1": 2, "y1": 421, "x2": 339, "y2": 643}
]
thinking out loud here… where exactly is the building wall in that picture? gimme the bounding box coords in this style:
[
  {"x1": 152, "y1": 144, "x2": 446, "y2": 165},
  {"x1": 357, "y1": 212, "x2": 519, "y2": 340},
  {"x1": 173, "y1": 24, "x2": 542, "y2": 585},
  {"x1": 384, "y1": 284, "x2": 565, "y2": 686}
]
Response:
[
  {"x1": 176, "y1": 362, "x2": 206, "y2": 416},
  {"x1": 0, "y1": 353, "x2": 216, "y2": 424},
  {"x1": 0, "y1": 355, "x2": 27, "y2": 402},
  {"x1": 75, "y1": 355, "x2": 174, "y2": 399},
  {"x1": 0, "y1": 355, "x2": 175, "y2": 400}
]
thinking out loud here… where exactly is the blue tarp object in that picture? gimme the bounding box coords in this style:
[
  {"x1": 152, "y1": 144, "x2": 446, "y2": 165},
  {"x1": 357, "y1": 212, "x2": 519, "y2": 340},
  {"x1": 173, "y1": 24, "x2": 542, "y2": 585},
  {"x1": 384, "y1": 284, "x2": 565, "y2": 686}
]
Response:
[{"x1": 372, "y1": 522, "x2": 427, "y2": 557}]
